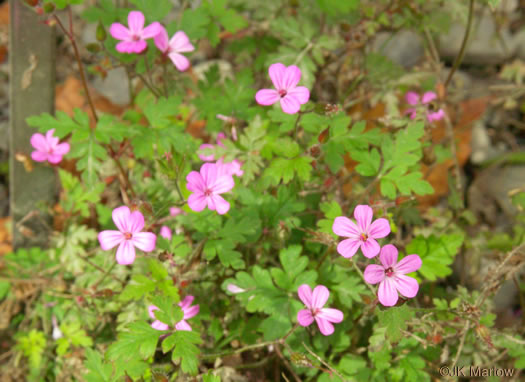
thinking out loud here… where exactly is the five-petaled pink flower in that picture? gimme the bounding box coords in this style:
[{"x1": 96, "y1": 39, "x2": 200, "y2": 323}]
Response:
[
  {"x1": 332, "y1": 205, "x2": 391, "y2": 259},
  {"x1": 160, "y1": 226, "x2": 172, "y2": 241},
  {"x1": 30, "y1": 129, "x2": 70, "y2": 164},
  {"x1": 98, "y1": 206, "x2": 157, "y2": 265},
  {"x1": 297, "y1": 284, "x2": 343, "y2": 336},
  {"x1": 405, "y1": 91, "x2": 445, "y2": 123},
  {"x1": 148, "y1": 296, "x2": 199, "y2": 331},
  {"x1": 186, "y1": 163, "x2": 235, "y2": 215},
  {"x1": 109, "y1": 11, "x2": 161, "y2": 54},
  {"x1": 255, "y1": 63, "x2": 310, "y2": 114},
  {"x1": 364, "y1": 244, "x2": 422, "y2": 307},
  {"x1": 154, "y1": 25, "x2": 195, "y2": 71}
]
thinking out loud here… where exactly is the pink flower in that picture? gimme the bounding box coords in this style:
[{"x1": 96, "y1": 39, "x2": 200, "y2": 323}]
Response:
[
  {"x1": 198, "y1": 133, "x2": 226, "y2": 162},
  {"x1": 405, "y1": 91, "x2": 445, "y2": 122},
  {"x1": 154, "y1": 25, "x2": 195, "y2": 71},
  {"x1": 98, "y1": 206, "x2": 157, "y2": 265},
  {"x1": 255, "y1": 63, "x2": 310, "y2": 114},
  {"x1": 160, "y1": 226, "x2": 172, "y2": 241},
  {"x1": 109, "y1": 11, "x2": 161, "y2": 54},
  {"x1": 363, "y1": 244, "x2": 422, "y2": 307},
  {"x1": 169, "y1": 207, "x2": 185, "y2": 216},
  {"x1": 198, "y1": 133, "x2": 244, "y2": 177},
  {"x1": 148, "y1": 296, "x2": 200, "y2": 331},
  {"x1": 297, "y1": 285, "x2": 343, "y2": 336},
  {"x1": 186, "y1": 163, "x2": 235, "y2": 215},
  {"x1": 30, "y1": 129, "x2": 70, "y2": 164},
  {"x1": 332, "y1": 205, "x2": 391, "y2": 259}
]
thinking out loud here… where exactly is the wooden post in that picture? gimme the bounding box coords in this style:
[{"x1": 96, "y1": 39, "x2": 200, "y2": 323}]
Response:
[{"x1": 9, "y1": 0, "x2": 56, "y2": 249}]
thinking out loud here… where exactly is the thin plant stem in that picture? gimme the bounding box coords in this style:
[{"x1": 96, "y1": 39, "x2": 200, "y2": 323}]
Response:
[
  {"x1": 444, "y1": 0, "x2": 475, "y2": 89},
  {"x1": 451, "y1": 321, "x2": 470, "y2": 370},
  {"x1": 302, "y1": 342, "x2": 348, "y2": 381},
  {"x1": 352, "y1": 259, "x2": 376, "y2": 295}
]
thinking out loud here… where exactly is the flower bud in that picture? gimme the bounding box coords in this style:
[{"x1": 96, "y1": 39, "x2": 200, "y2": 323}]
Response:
[
  {"x1": 309, "y1": 144, "x2": 321, "y2": 157},
  {"x1": 85, "y1": 43, "x2": 101, "y2": 54},
  {"x1": 52, "y1": 326, "x2": 63, "y2": 340},
  {"x1": 43, "y1": 3, "x2": 55, "y2": 13},
  {"x1": 25, "y1": 0, "x2": 38, "y2": 6},
  {"x1": 96, "y1": 22, "x2": 107, "y2": 42}
]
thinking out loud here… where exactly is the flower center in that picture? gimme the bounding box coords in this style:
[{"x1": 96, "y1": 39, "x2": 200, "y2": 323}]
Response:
[
  {"x1": 131, "y1": 34, "x2": 140, "y2": 41},
  {"x1": 360, "y1": 233, "x2": 368, "y2": 242},
  {"x1": 385, "y1": 267, "x2": 394, "y2": 277},
  {"x1": 311, "y1": 308, "x2": 321, "y2": 316},
  {"x1": 204, "y1": 188, "x2": 212, "y2": 197},
  {"x1": 427, "y1": 102, "x2": 437, "y2": 111},
  {"x1": 124, "y1": 232, "x2": 133, "y2": 240},
  {"x1": 278, "y1": 89, "x2": 287, "y2": 98}
]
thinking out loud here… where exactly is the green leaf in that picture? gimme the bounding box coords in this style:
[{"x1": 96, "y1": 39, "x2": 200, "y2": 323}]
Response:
[
  {"x1": 56, "y1": 321, "x2": 93, "y2": 356},
  {"x1": 84, "y1": 348, "x2": 113, "y2": 382},
  {"x1": 0, "y1": 281, "x2": 10, "y2": 300},
  {"x1": 171, "y1": 331, "x2": 203, "y2": 375},
  {"x1": 15, "y1": 330, "x2": 46, "y2": 369},
  {"x1": 377, "y1": 305, "x2": 414, "y2": 343},
  {"x1": 316, "y1": 0, "x2": 359, "y2": 16},
  {"x1": 265, "y1": 157, "x2": 312, "y2": 185},
  {"x1": 106, "y1": 322, "x2": 162, "y2": 361}
]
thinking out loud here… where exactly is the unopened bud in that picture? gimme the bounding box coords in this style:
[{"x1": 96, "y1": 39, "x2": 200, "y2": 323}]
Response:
[
  {"x1": 52, "y1": 326, "x2": 63, "y2": 340},
  {"x1": 43, "y1": 3, "x2": 55, "y2": 13},
  {"x1": 96, "y1": 22, "x2": 107, "y2": 42},
  {"x1": 309, "y1": 144, "x2": 321, "y2": 157},
  {"x1": 25, "y1": 0, "x2": 39, "y2": 6},
  {"x1": 86, "y1": 43, "x2": 101, "y2": 53},
  {"x1": 227, "y1": 284, "x2": 246, "y2": 294}
]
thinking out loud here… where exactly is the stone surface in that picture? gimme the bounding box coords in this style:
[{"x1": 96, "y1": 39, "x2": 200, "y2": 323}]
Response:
[
  {"x1": 470, "y1": 121, "x2": 507, "y2": 164},
  {"x1": 371, "y1": 30, "x2": 424, "y2": 69},
  {"x1": 92, "y1": 67, "x2": 130, "y2": 106}
]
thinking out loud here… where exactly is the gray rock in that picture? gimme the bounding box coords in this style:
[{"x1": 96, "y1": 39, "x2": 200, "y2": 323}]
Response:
[
  {"x1": 371, "y1": 30, "x2": 424, "y2": 69},
  {"x1": 439, "y1": 11, "x2": 515, "y2": 65},
  {"x1": 470, "y1": 121, "x2": 507, "y2": 165},
  {"x1": 92, "y1": 67, "x2": 130, "y2": 106}
]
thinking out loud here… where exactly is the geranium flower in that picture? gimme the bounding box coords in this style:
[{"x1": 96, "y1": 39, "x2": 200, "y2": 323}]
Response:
[
  {"x1": 405, "y1": 91, "x2": 445, "y2": 122},
  {"x1": 363, "y1": 244, "x2": 422, "y2": 307},
  {"x1": 148, "y1": 296, "x2": 199, "y2": 331},
  {"x1": 98, "y1": 206, "x2": 156, "y2": 265},
  {"x1": 109, "y1": 11, "x2": 161, "y2": 54},
  {"x1": 255, "y1": 63, "x2": 310, "y2": 114},
  {"x1": 186, "y1": 163, "x2": 235, "y2": 215},
  {"x1": 332, "y1": 204, "x2": 390, "y2": 259},
  {"x1": 160, "y1": 226, "x2": 172, "y2": 241},
  {"x1": 154, "y1": 25, "x2": 195, "y2": 71},
  {"x1": 297, "y1": 284, "x2": 343, "y2": 336},
  {"x1": 30, "y1": 129, "x2": 70, "y2": 164}
]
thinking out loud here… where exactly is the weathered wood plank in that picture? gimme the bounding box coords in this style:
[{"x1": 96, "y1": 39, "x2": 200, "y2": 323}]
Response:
[{"x1": 9, "y1": 0, "x2": 56, "y2": 249}]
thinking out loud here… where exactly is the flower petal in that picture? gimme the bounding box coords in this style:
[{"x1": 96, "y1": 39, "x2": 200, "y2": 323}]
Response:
[
  {"x1": 160, "y1": 226, "x2": 172, "y2": 240},
  {"x1": 31, "y1": 151, "x2": 48, "y2": 162},
  {"x1": 311, "y1": 285, "x2": 329, "y2": 309},
  {"x1": 168, "y1": 52, "x2": 190, "y2": 71},
  {"x1": 153, "y1": 25, "x2": 169, "y2": 52},
  {"x1": 210, "y1": 195, "x2": 230, "y2": 215},
  {"x1": 211, "y1": 173, "x2": 234, "y2": 194},
  {"x1": 170, "y1": 31, "x2": 194, "y2": 52},
  {"x1": 378, "y1": 277, "x2": 398, "y2": 307},
  {"x1": 287, "y1": 86, "x2": 310, "y2": 104},
  {"x1": 297, "y1": 284, "x2": 312, "y2": 307},
  {"x1": 47, "y1": 154, "x2": 64, "y2": 164},
  {"x1": 405, "y1": 91, "x2": 420, "y2": 105},
  {"x1": 127, "y1": 11, "x2": 145, "y2": 33},
  {"x1": 112, "y1": 206, "x2": 131, "y2": 232},
  {"x1": 337, "y1": 238, "x2": 361, "y2": 258},
  {"x1": 53, "y1": 142, "x2": 70, "y2": 156},
  {"x1": 280, "y1": 95, "x2": 301, "y2": 114},
  {"x1": 405, "y1": 108, "x2": 417, "y2": 120},
  {"x1": 361, "y1": 238, "x2": 380, "y2": 258},
  {"x1": 421, "y1": 91, "x2": 437, "y2": 104},
  {"x1": 131, "y1": 40, "x2": 147, "y2": 53},
  {"x1": 394, "y1": 274, "x2": 419, "y2": 298},
  {"x1": 255, "y1": 89, "x2": 280, "y2": 106},
  {"x1": 184, "y1": 305, "x2": 199, "y2": 319},
  {"x1": 427, "y1": 109, "x2": 445, "y2": 122},
  {"x1": 98, "y1": 230, "x2": 124, "y2": 250},
  {"x1": 363, "y1": 264, "x2": 385, "y2": 284},
  {"x1": 268, "y1": 63, "x2": 287, "y2": 90},
  {"x1": 175, "y1": 320, "x2": 192, "y2": 331},
  {"x1": 315, "y1": 317, "x2": 335, "y2": 336},
  {"x1": 297, "y1": 309, "x2": 314, "y2": 327},
  {"x1": 188, "y1": 193, "x2": 207, "y2": 212},
  {"x1": 115, "y1": 41, "x2": 134, "y2": 54},
  {"x1": 354, "y1": 204, "x2": 373, "y2": 233},
  {"x1": 179, "y1": 296, "x2": 194, "y2": 310},
  {"x1": 186, "y1": 171, "x2": 205, "y2": 192},
  {"x1": 116, "y1": 240, "x2": 136, "y2": 265},
  {"x1": 198, "y1": 144, "x2": 215, "y2": 162},
  {"x1": 30, "y1": 133, "x2": 48, "y2": 152},
  {"x1": 131, "y1": 232, "x2": 157, "y2": 252},
  {"x1": 109, "y1": 23, "x2": 130, "y2": 41},
  {"x1": 200, "y1": 163, "x2": 217, "y2": 188},
  {"x1": 379, "y1": 244, "x2": 398, "y2": 268},
  {"x1": 332, "y1": 216, "x2": 360, "y2": 238},
  {"x1": 282, "y1": 65, "x2": 301, "y2": 90},
  {"x1": 317, "y1": 308, "x2": 343, "y2": 323},
  {"x1": 170, "y1": 207, "x2": 183, "y2": 216},
  {"x1": 148, "y1": 305, "x2": 159, "y2": 319},
  {"x1": 152, "y1": 320, "x2": 169, "y2": 331},
  {"x1": 368, "y1": 218, "x2": 390, "y2": 239},
  {"x1": 395, "y1": 254, "x2": 422, "y2": 275},
  {"x1": 128, "y1": 210, "x2": 145, "y2": 233},
  {"x1": 142, "y1": 22, "x2": 162, "y2": 39}
]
